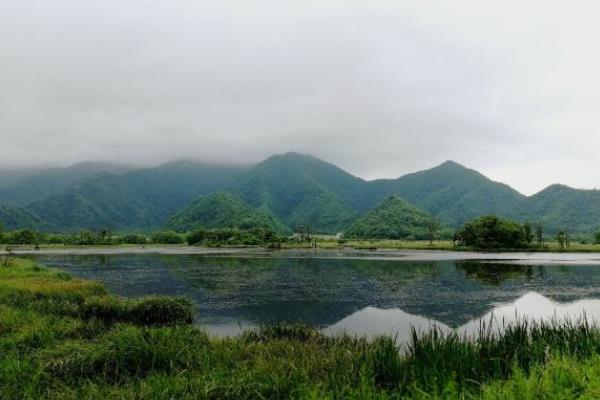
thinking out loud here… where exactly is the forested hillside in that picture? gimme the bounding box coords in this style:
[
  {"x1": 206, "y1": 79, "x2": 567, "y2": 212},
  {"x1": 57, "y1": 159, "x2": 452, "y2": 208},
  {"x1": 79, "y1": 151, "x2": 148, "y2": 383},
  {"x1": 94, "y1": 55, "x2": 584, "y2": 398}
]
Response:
[
  {"x1": 344, "y1": 196, "x2": 437, "y2": 239},
  {"x1": 165, "y1": 192, "x2": 285, "y2": 232},
  {"x1": 27, "y1": 161, "x2": 248, "y2": 231},
  {"x1": 1, "y1": 153, "x2": 599, "y2": 235}
]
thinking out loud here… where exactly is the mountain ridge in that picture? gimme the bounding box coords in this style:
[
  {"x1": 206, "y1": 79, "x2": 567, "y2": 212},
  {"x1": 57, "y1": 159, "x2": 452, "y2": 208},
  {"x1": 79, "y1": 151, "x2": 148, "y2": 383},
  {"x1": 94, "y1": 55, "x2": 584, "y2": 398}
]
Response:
[{"x1": 1, "y1": 152, "x2": 599, "y2": 234}]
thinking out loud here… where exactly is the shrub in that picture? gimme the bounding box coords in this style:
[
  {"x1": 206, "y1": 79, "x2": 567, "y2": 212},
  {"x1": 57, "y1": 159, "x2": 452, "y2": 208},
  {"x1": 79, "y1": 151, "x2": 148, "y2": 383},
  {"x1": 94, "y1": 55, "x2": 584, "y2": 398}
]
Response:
[
  {"x1": 459, "y1": 215, "x2": 529, "y2": 249},
  {"x1": 118, "y1": 234, "x2": 148, "y2": 245},
  {"x1": 83, "y1": 296, "x2": 131, "y2": 323},
  {"x1": 150, "y1": 231, "x2": 184, "y2": 244},
  {"x1": 127, "y1": 296, "x2": 194, "y2": 326}
]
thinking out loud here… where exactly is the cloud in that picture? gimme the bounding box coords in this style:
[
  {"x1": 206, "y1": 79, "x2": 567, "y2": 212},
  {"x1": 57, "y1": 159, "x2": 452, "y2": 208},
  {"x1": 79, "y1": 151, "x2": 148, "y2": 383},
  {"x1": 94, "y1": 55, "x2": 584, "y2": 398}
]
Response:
[{"x1": 0, "y1": 0, "x2": 599, "y2": 194}]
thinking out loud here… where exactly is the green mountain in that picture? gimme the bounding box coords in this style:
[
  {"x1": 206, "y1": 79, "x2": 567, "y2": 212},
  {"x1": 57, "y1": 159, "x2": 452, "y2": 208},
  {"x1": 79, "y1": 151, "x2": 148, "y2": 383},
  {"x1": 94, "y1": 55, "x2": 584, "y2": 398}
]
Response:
[
  {"x1": 522, "y1": 185, "x2": 600, "y2": 234},
  {"x1": 369, "y1": 161, "x2": 526, "y2": 228},
  {"x1": 0, "y1": 205, "x2": 45, "y2": 231},
  {"x1": 0, "y1": 168, "x2": 45, "y2": 188},
  {"x1": 2, "y1": 152, "x2": 600, "y2": 235},
  {"x1": 344, "y1": 195, "x2": 435, "y2": 239},
  {"x1": 165, "y1": 192, "x2": 285, "y2": 232},
  {"x1": 28, "y1": 161, "x2": 248, "y2": 231},
  {"x1": 0, "y1": 162, "x2": 131, "y2": 206},
  {"x1": 232, "y1": 153, "x2": 371, "y2": 233}
]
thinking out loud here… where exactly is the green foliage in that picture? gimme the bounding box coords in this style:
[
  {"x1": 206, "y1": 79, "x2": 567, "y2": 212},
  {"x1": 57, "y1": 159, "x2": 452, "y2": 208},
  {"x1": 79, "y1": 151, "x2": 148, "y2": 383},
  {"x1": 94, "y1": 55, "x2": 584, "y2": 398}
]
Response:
[
  {"x1": 459, "y1": 215, "x2": 531, "y2": 249},
  {"x1": 0, "y1": 205, "x2": 44, "y2": 231},
  {"x1": 232, "y1": 152, "x2": 365, "y2": 233},
  {"x1": 118, "y1": 233, "x2": 148, "y2": 245},
  {"x1": 3, "y1": 153, "x2": 600, "y2": 235},
  {"x1": 150, "y1": 231, "x2": 184, "y2": 244},
  {"x1": 27, "y1": 161, "x2": 248, "y2": 232},
  {"x1": 369, "y1": 160, "x2": 526, "y2": 228},
  {"x1": 344, "y1": 195, "x2": 441, "y2": 240},
  {"x1": 1, "y1": 229, "x2": 42, "y2": 245},
  {"x1": 556, "y1": 229, "x2": 571, "y2": 250},
  {"x1": 523, "y1": 184, "x2": 600, "y2": 235},
  {"x1": 126, "y1": 297, "x2": 194, "y2": 326},
  {"x1": 186, "y1": 228, "x2": 283, "y2": 246},
  {"x1": 83, "y1": 296, "x2": 194, "y2": 326},
  {"x1": 0, "y1": 162, "x2": 130, "y2": 207},
  {"x1": 165, "y1": 192, "x2": 285, "y2": 233}
]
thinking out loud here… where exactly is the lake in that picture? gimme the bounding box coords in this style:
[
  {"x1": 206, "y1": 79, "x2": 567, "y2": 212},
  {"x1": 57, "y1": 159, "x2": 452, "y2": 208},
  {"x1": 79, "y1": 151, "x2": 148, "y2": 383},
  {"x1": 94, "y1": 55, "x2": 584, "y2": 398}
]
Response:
[{"x1": 27, "y1": 249, "x2": 600, "y2": 340}]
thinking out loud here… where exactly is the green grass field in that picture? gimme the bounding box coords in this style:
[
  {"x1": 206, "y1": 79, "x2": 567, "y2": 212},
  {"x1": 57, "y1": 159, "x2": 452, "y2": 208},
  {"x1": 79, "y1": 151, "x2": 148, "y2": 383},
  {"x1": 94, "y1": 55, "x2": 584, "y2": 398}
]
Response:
[{"x1": 2, "y1": 257, "x2": 600, "y2": 398}]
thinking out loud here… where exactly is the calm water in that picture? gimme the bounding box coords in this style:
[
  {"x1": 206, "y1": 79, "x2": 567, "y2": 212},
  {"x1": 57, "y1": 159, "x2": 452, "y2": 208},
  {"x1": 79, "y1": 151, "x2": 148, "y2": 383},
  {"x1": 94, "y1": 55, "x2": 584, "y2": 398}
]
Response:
[{"x1": 28, "y1": 251, "x2": 600, "y2": 340}]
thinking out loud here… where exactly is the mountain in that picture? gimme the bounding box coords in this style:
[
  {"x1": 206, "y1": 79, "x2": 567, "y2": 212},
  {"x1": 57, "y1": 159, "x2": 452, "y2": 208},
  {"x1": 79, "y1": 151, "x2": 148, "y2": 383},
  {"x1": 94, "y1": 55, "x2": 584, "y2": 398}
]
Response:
[
  {"x1": 0, "y1": 162, "x2": 131, "y2": 206},
  {"x1": 369, "y1": 161, "x2": 526, "y2": 228},
  {"x1": 165, "y1": 192, "x2": 285, "y2": 232},
  {"x1": 0, "y1": 168, "x2": 45, "y2": 188},
  {"x1": 0, "y1": 205, "x2": 45, "y2": 231},
  {"x1": 4, "y1": 152, "x2": 600, "y2": 235},
  {"x1": 231, "y1": 153, "x2": 373, "y2": 233},
  {"x1": 344, "y1": 195, "x2": 435, "y2": 239},
  {"x1": 522, "y1": 184, "x2": 600, "y2": 234},
  {"x1": 28, "y1": 161, "x2": 248, "y2": 231}
]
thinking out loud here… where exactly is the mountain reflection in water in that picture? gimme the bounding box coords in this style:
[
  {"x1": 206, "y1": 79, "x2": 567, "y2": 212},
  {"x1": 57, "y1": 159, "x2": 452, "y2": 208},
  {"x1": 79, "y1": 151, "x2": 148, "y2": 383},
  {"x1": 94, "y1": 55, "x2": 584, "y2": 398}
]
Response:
[{"x1": 325, "y1": 292, "x2": 600, "y2": 341}]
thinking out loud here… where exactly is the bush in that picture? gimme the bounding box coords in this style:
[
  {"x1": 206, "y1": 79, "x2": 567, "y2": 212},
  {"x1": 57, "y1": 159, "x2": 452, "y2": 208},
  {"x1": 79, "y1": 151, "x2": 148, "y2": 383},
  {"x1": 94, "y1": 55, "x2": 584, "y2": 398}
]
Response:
[
  {"x1": 119, "y1": 234, "x2": 148, "y2": 245},
  {"x1": 83, "y1": 296, "x2": 194, "y2": 326},
  {"x1": 186, "y1": 228, "x2": 283, "y2": 246},
  {"x1": 459, "y1": 215, "x2": 529, "y2": 249},
  {"x1": 83, "y1": 296, "x2": 130, "y2": 322},
  {"x1": 127, "y1": 297, "x2": 194, "y2": 326},
  {"x1": 2, "y1": 230, "x2": 41, "y2": 245},
  {"x1": 150, "y1": 231, "x2": 184, "y2": 245}
]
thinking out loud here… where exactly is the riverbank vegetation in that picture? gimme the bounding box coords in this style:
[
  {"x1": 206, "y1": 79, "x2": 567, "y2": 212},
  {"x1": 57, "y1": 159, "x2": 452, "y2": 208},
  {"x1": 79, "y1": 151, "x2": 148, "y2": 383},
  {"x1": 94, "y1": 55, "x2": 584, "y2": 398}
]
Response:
[
  {"x1": 1, "y1": 217, "x2": 599, "y2": 253},
  {"x1": 2, "y1": 258, "x2": 600, "y2": 398}
]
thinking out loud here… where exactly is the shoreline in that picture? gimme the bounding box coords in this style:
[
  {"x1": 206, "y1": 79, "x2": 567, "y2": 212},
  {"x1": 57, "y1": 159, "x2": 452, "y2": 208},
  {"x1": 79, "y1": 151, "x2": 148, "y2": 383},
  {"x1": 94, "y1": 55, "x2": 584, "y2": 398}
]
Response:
[{"x1": 4, "y1": 244, "x2": 600, "y2": 264}]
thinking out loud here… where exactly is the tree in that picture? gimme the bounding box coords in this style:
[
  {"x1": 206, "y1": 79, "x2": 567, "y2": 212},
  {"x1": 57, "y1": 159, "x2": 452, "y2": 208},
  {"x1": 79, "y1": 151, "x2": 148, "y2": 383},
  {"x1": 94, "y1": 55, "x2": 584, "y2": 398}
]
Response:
[
  {"x1": 459, "y1": 215, "x2": 529, "y2": 249},
  {"x1": 296, "y1": 223, "x2": 312, "y2": 243},
  {"x1": 523, "y1": 221, "x2": 534, "y2": 245},
  {"x1": 535, "y1": 223, "x2": 545, "y2": 247},
  {"x1": 594, "y1": 231, "x2": 600, "y2": 245},
  {"x1": 0, "y1": 222, "x2": 3, "y2": 244},
  {"x1": 556, "y1": 230, "x2": 570, "y2": 250},
  {"x1": 426, "y1": 218, "x2": 440, "y2": 245},
  {"x1": 151, "y1": 231, "x2": 184, "y2": 244}
]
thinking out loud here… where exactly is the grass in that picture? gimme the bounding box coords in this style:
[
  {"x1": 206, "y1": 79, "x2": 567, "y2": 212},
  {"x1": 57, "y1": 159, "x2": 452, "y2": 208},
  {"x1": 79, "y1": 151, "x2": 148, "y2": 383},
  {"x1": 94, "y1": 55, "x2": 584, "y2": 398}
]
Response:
[
  {"x1": 4, "y1": 239, "x2": 600, "y2": 253},
  {"x1": 3, "y1": 258, "x2": 600, "y2": 398},
  {"x1": 284, "y1": 238, "x2": 600, "y2": 253}
]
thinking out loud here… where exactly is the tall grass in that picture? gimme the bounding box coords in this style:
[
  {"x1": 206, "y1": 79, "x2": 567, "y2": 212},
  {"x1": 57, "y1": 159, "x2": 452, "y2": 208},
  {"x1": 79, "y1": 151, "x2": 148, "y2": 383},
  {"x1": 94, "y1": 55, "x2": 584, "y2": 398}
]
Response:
[{"x1": 3, "y1": 258, "x2": 600, "y2": 398}]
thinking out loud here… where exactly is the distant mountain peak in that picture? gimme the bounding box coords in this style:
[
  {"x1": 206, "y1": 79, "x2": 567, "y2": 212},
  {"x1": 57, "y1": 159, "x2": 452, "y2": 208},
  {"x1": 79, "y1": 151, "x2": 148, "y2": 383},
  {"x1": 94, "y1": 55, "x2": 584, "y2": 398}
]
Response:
[
  {"x1": 438, "y1": 160, "x2": 467, "y2": 169},
  {"x1": 263, "y1": 152, "x2": 327, "y2": 164}
]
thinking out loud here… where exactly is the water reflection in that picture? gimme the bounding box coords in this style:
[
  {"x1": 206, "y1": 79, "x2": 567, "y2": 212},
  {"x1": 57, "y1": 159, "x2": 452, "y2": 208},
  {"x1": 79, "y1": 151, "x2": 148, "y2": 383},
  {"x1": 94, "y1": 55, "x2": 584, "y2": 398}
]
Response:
[
  {"x1": 326, "y1": 292, "x2": 600, "y2": 341},
  {"x1": 28, "y1": 254, "x2": 600, "y2": 337}
]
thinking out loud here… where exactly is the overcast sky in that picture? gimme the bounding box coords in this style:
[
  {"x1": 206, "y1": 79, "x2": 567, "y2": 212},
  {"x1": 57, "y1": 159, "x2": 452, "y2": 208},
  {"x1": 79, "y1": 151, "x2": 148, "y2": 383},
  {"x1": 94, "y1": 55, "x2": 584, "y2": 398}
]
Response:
[{"x1": 1, "y1": 0, "x2": 599, "y2": 194}]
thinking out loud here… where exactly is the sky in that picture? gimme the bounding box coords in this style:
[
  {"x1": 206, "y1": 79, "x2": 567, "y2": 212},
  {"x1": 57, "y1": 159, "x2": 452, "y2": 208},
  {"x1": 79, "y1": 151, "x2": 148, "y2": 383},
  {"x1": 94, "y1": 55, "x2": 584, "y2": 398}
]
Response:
[{"x1": 1, "y1": 0, "x2": 599, "y2": 195}]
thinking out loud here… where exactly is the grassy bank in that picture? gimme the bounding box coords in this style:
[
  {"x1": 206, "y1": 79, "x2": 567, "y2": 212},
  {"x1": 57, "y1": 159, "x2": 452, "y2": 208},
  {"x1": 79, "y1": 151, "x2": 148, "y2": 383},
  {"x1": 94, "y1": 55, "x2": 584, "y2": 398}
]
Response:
[
  {"x1": 2, "y1": 258, "x2": 600, "y2": 398},
  {"x1": 4, "y1": 239, "x2": 600, "y2": 253},
  {"x1": 283, "y1": 238, "x2": 600, "y2": 252}
]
